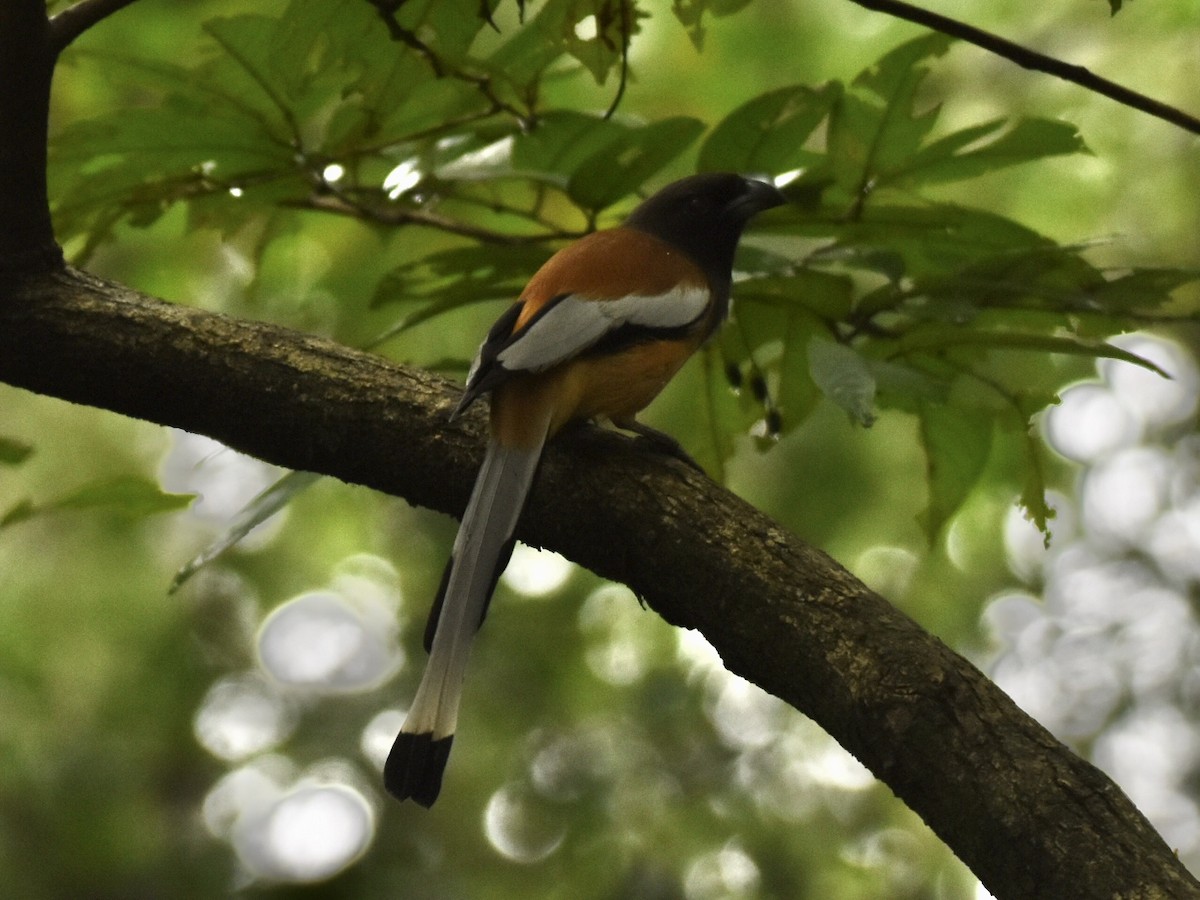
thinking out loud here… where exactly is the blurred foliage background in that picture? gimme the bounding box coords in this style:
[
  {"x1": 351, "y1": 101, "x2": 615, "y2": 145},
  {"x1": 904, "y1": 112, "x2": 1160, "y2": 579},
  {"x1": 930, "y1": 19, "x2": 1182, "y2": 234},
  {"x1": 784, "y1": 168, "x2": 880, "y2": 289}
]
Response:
[{"x1": 3, "y1": 0, "x2": 1200, "y2": 896}]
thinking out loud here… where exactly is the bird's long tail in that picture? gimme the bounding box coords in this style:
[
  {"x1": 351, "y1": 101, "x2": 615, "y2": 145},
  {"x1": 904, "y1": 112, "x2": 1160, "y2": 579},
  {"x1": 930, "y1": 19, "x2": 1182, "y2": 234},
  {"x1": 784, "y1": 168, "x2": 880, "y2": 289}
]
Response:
[{"x1": 385, "y1": 425, "x2": 549, "y2": 806}]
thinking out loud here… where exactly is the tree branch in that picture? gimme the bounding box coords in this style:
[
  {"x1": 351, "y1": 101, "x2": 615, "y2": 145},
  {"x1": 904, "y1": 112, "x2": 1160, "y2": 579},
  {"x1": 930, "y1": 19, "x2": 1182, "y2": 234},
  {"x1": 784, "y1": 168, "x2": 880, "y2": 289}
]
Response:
[
  {"x1": 850, "y1": 0, "x2": 1200, "y2": 136},
  {"x1": 0, "y1": 267, "x2": 1195, "y2": 899},
  {"x1": 48, "y1": 0, "x2": 142, "y2": 55}
]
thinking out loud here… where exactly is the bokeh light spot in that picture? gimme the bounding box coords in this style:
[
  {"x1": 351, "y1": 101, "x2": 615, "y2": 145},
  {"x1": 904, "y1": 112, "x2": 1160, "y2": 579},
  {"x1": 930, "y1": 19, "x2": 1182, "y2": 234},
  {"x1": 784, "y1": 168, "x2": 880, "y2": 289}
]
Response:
[
  {"x1": 707, "y1": 674, "x2": 785, "y2": 750},
  {"x1": 160, "y1": 430, "x2": 287, "y2": 546},
  {"x1": 1104, "y1": 334, "x2": 1199, "y2": 429},
  {"x1": 203, "y1": 759, "x2": 290, "y2": 840},
  {"x1": 382, "y1": 158, "x2": 421, "y2": 199},
  {"x1": 234, "y1": 781, "x2": 375, "y2": 883},
  {"x1": 1044, "y1": 382, "x2": 1140, "y2": 463},
  {"x1": 529, "y1": 728, "x2": 611, "y2": 800},
  {"x1": 257, "y1": 590, "x2": 400, "y2": 693},
  {"x1": 483, "y1": 785, "x2": 566, "y2": 863},
  {"x1": 853, "y1": 545, "x2": 918, "y2": 598},
  {"x1": 195, "y1": 673, "x2": 295, "y2": 761},
  {"x1": 500, "y1": 543, "x2": 573, "y2": 597},
  {"x1": 579, "y1": 584, "x2": 649, "y2": 685},
  {"x1": 1080, "y1": 446, "x2": 1170, "y2": 547},
  {"x1": 684, "y1": 841, "x2": 761, "y2": 899},
  {"x1": 264, "y1": 785, "x2": 373, "y2": 880}
]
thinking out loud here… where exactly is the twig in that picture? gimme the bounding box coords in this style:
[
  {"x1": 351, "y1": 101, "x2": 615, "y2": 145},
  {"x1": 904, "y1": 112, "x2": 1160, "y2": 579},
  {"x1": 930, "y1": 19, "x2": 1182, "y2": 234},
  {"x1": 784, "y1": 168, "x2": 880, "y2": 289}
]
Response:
[
  {"x1": 602, "y1": 0, "x2": 632, "y2": 120},
  {"x1": 364, "y1": 0, "x2": 535, "y2": 128},
  {"x1": 850, "y1": 0, "x2": 1200, "y2": 137},
  {"x1": 295, "y1": 192, "x2": 586, "y2": 245},
  {"x1": 48, "y1": 0, "x2": 141, "y2": 55},
  {"x1": 365, "y1": 0, "x2": 445, "y2": 76}
]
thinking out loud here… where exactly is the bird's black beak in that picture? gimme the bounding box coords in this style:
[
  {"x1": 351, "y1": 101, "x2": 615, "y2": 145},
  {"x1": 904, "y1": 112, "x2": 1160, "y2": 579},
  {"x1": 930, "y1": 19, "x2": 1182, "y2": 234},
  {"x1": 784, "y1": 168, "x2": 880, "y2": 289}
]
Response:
[{"x1": 731, "y1": 178, "x2": 788, "y2": 218}]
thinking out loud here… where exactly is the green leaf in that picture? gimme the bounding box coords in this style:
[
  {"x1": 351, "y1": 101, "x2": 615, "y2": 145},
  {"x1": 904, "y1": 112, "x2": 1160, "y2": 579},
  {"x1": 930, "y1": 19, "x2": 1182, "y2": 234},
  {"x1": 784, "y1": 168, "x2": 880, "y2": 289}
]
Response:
[
  {"x1": 893, "y1": 118, "x2": 1088, "y2": 186},
  {"x1": 916, "y1": 402, "x2": 994, "y2": 539},
  {"x1": 776, "y1": 310, "x2": 822, "y2": 429},
  {"x1": 485, "y1": 3, "x2": 581, "y2": 89},
  {"x1": 895, "y1": 327, "x2": 1171, "y2": 377},
  {"x1": 566, "y1": 116, "x2": 706, "y2": 210},
  {"x1": 0, "y1": 500, "x2": 34, "y2": 529},
  {"x1": 386, "y1": 0, "x2": 492, "y2": 69},
  {"x1": 911, "y1": 242, "x2": 1106, "y2": 319},
  {"x1": 372, "y1": 293, "x2": 499, "y2": 348},
  {"x1": 0, "y1": 437, "x2": 33, "y2": 466},
  {"x1": 0, "y1": 477, "x2": 195, "y2": 531},
  {"x1": 808, "y1": 338, "x2": 876, "y2": 426},
  {"x1": 373, "y1": 240, "x2": 547, "y2": 309},
  {"x1": 828, "y1": 33, "x2": 954, "y2": 191},
  {"x1": 1018, "y1": 430, "x2": 1055, "y2": 542},
  {"x1": 50, "y1": 46, "x2": 292, "y2": 248},
  {"x1": 699, "y1": 83, "x2": 840, "y2": 174},
  {"x1": 1083, "y1": 268, "x2": 1200, "y2": 314},
  {"x1": 52, "y1": 477, "x2": 196, "y2": 518},
  {"x1": 562, "y1": 0, "x2": 645, "y2": 85},
  {"x1": 370, "y1": 243, "x2": 553, "y2": 345},
  {"x1": 170, "y1": 470, "x2": 320, "y2": 594},
  {"x1": 512, "y1": 111, "x2": 630, "y2": 184},
  {"x1": 826, "y1": 92, "x2": 887, "y2": 194},
  {"x1": 672, "y1": 0, "x2": 754, "y2": 50},
  {"x1": 484, "y1": 0, "x2": 640, "y2": 93},
  {"x1": 737, "y1": 269, "x2": 855, "y2": 322},
  {"x1": 853, "y1": 33, "x2": 955, "y2": 104},
  {"x1": 868, "y1": 359, "x2": 951, "y2": 409},
  {"x1": 203, "y1": 15, "x2": 297, "y2": 123},
  {"x1": 692, "y1": 343, "x2": 759, "y2": 476},
  {"x1": 793, "y1": 203, "x2": 1053, "y2": 281},
  {"x1": 51, "y1": 0, "x2": 499, "y2": 253},
  {"x1": 374, "y1": 244, "x2": 552, "y2": 307}
]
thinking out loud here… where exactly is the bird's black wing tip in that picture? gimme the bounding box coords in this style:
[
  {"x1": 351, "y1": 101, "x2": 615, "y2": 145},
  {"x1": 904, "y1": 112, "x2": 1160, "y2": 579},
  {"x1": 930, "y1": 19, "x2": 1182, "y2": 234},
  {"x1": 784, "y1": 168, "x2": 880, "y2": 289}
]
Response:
[{"x1": 384, "y1": 732, "x2": 454, "y2": 808}]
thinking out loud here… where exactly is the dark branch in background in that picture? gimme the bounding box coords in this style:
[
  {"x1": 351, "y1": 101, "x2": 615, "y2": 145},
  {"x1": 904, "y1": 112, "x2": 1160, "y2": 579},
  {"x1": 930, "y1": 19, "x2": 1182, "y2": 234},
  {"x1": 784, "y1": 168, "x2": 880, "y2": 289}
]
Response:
[
  {"x1": 0, "y1": 269, "x2": 1196, "y2": 900},
  {"x1": 851, "y1": 0, "x2": 1200, "y2": 136},
  {"x1": 364, "y1": 0, "x2": 536, "y2": 128},
  {"x1": 366, "y1": 0, "x2": 446, "y2": 74},
  {"x1": 48, "y1": 0, "x2": 141, "y2": 55},
  {"x1": 601, "y1": 0, "x2": 632, "y2": 120}
]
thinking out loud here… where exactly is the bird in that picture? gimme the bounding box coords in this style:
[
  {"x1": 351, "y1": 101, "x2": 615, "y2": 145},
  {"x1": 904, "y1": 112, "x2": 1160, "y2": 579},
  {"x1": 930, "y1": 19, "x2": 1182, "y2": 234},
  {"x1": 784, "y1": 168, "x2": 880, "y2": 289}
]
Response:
[{"x1": 384, "y1": 172, "x2": 786, "y2": 807}]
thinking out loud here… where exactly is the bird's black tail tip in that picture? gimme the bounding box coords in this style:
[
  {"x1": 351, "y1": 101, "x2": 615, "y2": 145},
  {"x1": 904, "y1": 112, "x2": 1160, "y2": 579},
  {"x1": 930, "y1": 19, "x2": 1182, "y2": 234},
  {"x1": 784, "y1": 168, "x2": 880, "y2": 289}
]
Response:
[{"x1": 384, "y1": 731, "x2": 454, "y2": 808}]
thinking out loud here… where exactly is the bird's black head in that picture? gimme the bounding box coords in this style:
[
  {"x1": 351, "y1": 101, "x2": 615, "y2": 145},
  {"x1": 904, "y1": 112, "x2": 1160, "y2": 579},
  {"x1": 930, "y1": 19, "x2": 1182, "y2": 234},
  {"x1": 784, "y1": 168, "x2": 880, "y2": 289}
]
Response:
[{"x1": 624, "y1": 173, "x2": 786, "y2": 291}]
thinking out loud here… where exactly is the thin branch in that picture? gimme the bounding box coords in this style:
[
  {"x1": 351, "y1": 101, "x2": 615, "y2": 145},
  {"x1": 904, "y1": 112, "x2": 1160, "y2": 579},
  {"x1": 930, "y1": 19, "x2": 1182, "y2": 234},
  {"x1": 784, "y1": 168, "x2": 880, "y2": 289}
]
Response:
[
  {"x1": 295, "y1": 192, "x2": 587, "y2": 245},
  {"x1": 366, "y1": 0, "x2": 445, "y2": 76},
  {"x1": 48, "y1": 0, "x2": 141, "y2": 55},
  {"x1": 602, "y1": 0, "x2": 632, "y2": 120},
  {"x1": 365, "y1": 0, "x2": 535, "y2": 127},
  {"x1": 850, "y1": 0, "x2": 1200, "y2": 137},
  {"x1": 346, "y1": 108, "x2": 506, "y2": 159}
]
